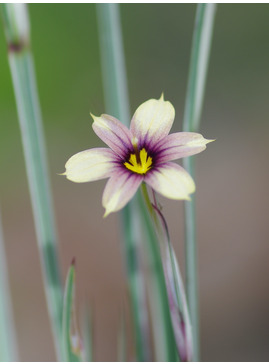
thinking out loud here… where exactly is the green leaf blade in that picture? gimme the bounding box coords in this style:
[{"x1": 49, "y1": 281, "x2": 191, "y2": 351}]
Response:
[{"x1": 62, "y1": 262, "x2": 82, "y2": 362}]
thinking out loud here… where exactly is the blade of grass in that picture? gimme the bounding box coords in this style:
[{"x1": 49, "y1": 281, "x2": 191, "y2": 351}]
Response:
[
  {"x1": 0, "y1": 211, "x2": 18, "y2": 361},
  {"x1": 138, "y1": 187, "x2": 178, "y2": 361},
  {"x1": 81, "y1": 306, "x2": 93, "y2": 362},
  {"x1": 97, "y1": 4, "x2": 179, "y2": 360},
  {"x1": 96, "y1": 3, "x2": 130, "y2": 126},
  {"x1": 182, "y1": 4, "x2": 217, "y2": 361},
  {"x1": 96, "y1": 4, "x2": 152, "y2": 361},
  {"x1": 1, "y1": 4, "x2": 63, "y2": 359},
  {"x1": 62, "y1": 260, "x2": 82, "y2": 361},
  {"x1": 141, "y1": 184, "x2": 192, "y2": 360}
]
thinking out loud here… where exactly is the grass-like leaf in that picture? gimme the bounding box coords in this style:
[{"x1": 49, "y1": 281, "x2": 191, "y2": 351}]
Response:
[
  {"x1": 1, "y1": 4, "x2": 63, "y2": 359},
  {"x1": 139, "y1": 187, "x2": 178, "y2": 361},
  {"x1": 96, "y1": 4, "x2": 152, "y2": 360},
  {"x1": 81, "y1": 306, "x2": 93, "y2": 362},
  {"x1": 62, "y1": 260, "x2": 82, "y2": 362},
  {"x1": 0, "y1": 212, "x2": 18, "y2": 361},
  {"x1": 182, "y1": 4, "x2": 217, "y2": 361}
]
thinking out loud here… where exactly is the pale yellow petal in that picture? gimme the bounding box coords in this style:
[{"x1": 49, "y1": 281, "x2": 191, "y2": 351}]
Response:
[
  {"x1": 64, "y1": 148, "x2": 117, "y2": 183},
  {"x1": 130, "y1": 95, "x2": 175, "y2": 145},
  {"x1": 145, "y1": 162, "x2": 195, "y2": 200}
]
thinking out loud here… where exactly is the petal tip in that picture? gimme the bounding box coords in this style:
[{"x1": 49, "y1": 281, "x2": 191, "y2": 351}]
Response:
[
  {"x1": 90, "y1": 112, "x2": 97, "y2": 121},
  {"x1": 160, "y1": 92, "x2": 164, "y2": 101},
  {"x1": 103, "y1": 209, "x2": 111, "y2": 218},
  {"x1": 206, "y1": 138, "x2": 216, "y2": 144}
]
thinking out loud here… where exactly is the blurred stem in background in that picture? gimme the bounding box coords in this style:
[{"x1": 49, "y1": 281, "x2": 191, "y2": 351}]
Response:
[
  {"x1": 182, "y1": 4, "x2": 216, "y2": 361},
  {"x1": 1, "y1": 4, "x2": 63, "y2": 360},
  {"x1": 97, "y1": 4, "x2": 177, "y2": 361},
  {"x1": 0, "y1": 211, "x2": 18, "y2": 361},
  {"x1": 96, "y1": 3, "x2": 151, "y2": 361}
]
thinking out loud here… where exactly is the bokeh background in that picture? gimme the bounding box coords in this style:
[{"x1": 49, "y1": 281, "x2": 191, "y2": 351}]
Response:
[{"x1": 1, "y1": 3, "x2": 269, "y2": 361}]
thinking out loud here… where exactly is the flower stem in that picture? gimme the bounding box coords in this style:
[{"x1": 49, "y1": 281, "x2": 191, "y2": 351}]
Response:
[
  {"x1": 139, "y1": 185, "x2": 178, "y2": 361},
  {"x1": 1, "y1": 4, "x2": 63, "y2": 360},
  {"x1": 96, "y1": 4, "x2": 151, "y2": 360},
  {"x1": 182, "y1": 4, "x2": 216, "y2": 361},
  {"x1": 141, "y1": 184, "x2": 193, "y2": 361},
  {"x1": 96, "y1": 3, "x2": 130, "y2": 126}
]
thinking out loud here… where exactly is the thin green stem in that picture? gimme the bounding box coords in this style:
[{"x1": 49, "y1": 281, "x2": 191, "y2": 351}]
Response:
[
  {"x1": 182, "y1": 4, "x2": 216, "y2": 361},
  {"x1": 82, "y1": 306, "x2": 93, "y2": 362},
  {"x1": 0, "y1": 211, "x2": 18, "y2": 361},
  {"x1": 1, "y1": 4, "x2": 63, "y2": 360},
  {"x1": 142, "y1": 185, "x2": 193, "y2": 361},
  {"x1": 138, "y1": 187, "x2": 178, "y2": 361},
  {"x1": 141, "y1": 183, "x2": 154, "y2": 216},
  {"x1": 97, "y1": 5, "x2": 180, "y2": 360},
  {"x1": 96, "y1": 4, "x2": 151, "y2": 360},
  {"x1": 96, "y1": 3, "x2": 130, "y2": 126}
]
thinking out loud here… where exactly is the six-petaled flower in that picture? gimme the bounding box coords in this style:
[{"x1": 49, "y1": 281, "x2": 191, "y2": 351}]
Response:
[{"x1": 63, "y1": 95, "x2": 213, "y2": 216}]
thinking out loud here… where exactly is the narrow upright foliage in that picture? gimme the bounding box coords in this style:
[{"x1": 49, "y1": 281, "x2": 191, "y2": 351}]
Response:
[
  {"x1": 1, "y1": 4, "x2": 63, "y2": 359},
  {"x1": 0, "y1": 212, "x2": 18, "y2": 361},
  {"x1": 62, "y1": 262, "x2": 83, "y2": 361},
  {"x1": 96, "y1": 4, "x2": 151, "y2": 360},
  {"x1": 182, "y1": 4, "x2": 217, "y2": 361}
]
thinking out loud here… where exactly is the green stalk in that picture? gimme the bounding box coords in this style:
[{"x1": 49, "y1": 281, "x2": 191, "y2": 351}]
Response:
[
  {"x1": 96, "y1": 3, "x2": 130, "y2": 126},
  {"x1": 62, "y1": 262, "x2": 82, "y2": 361},
  {"x1": 138, "y1": 186, "x2": 177, "y2": 361},
  {"x1": 96, "y1": 4, "x2": 151, "y2": 360},
  {"x1": 97, "y1": 4, "x2": 178, "y2": 360},
  {"x1": 1, "y1": 4, "x2": 63, "y2": 360},
  {"x1": 0, "y1": 211, "x2": 18, "y2": 361},
  {"x1": 182, "y1": 4, "x2": 216, "y2": 361},
  {"x1": 141, "y1": 185, "x2": 192, "y2": 361},
  {"x1": 81, "y1": 307, "x2": 93, "y2": 362}
]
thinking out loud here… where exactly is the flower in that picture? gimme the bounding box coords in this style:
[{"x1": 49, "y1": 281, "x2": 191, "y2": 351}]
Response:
[{"x1": 63, "y1": 95, "x2": 213, "y2": 217}]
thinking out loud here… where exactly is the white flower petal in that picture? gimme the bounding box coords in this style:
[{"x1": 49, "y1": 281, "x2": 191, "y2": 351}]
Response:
[
  {"x1": 102, "y1": 170, "x2": 143, "y2": 217},
  {"x1": 64, "y1": 148, "x2": 118, "y2": 183},
  {"x1": 130, "y1": 95, "x2": 175, "y2": 146},
  {"x1": 145, "y1": 162, "x2": 195, "y2": 200}
]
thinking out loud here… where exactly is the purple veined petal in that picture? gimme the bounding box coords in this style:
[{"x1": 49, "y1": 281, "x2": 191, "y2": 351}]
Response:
[
  {"x1": 92, "y1": 113, "x2": 133, "y2": 158},
  {"x1": 102, "y1": 169, "x2": 143, "y2": 217},
  {"x1": 145, "y1": 162, "x2": 195, "y2": 200},
  {"x1": 64, "y1": 148, "x2": 119, "y2": 183},
  {"x1": 130, "y1": 95, "x2": 175, "y2": 147},
  {"x1": 153, "y1": 132, "x2": 213, "y2": 163}
]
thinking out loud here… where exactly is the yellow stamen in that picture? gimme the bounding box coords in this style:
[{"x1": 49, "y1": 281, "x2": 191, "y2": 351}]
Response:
[{"x1": 124, "y1": 148, "x2": 153, "y2": 175}]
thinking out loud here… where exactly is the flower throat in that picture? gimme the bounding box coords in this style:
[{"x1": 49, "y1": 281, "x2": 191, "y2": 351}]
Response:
[{"x1": 124, "y1": 148, "x2": 152, "y2": 175}]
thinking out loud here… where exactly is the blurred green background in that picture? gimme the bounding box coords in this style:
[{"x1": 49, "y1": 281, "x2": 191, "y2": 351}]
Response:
[{"x1": 1, "y1": 3, "x2": 269, "y2": 361}]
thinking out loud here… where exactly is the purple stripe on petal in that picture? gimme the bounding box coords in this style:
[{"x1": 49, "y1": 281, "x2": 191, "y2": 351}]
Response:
[
  {"x1": 92, "y1": 114, "x2": 133, "y2": 158},
  {"x1": 102, "y1": 169, "x2": 143, "y2": 216},
  {"x1": 153, "y1": 132, "x2": 210, "y2": 163}
]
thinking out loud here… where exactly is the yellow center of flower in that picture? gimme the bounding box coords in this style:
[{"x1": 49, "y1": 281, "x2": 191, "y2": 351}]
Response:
[{"x1": 124, "y1": 148, "x2": 153, "y2": 175}]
